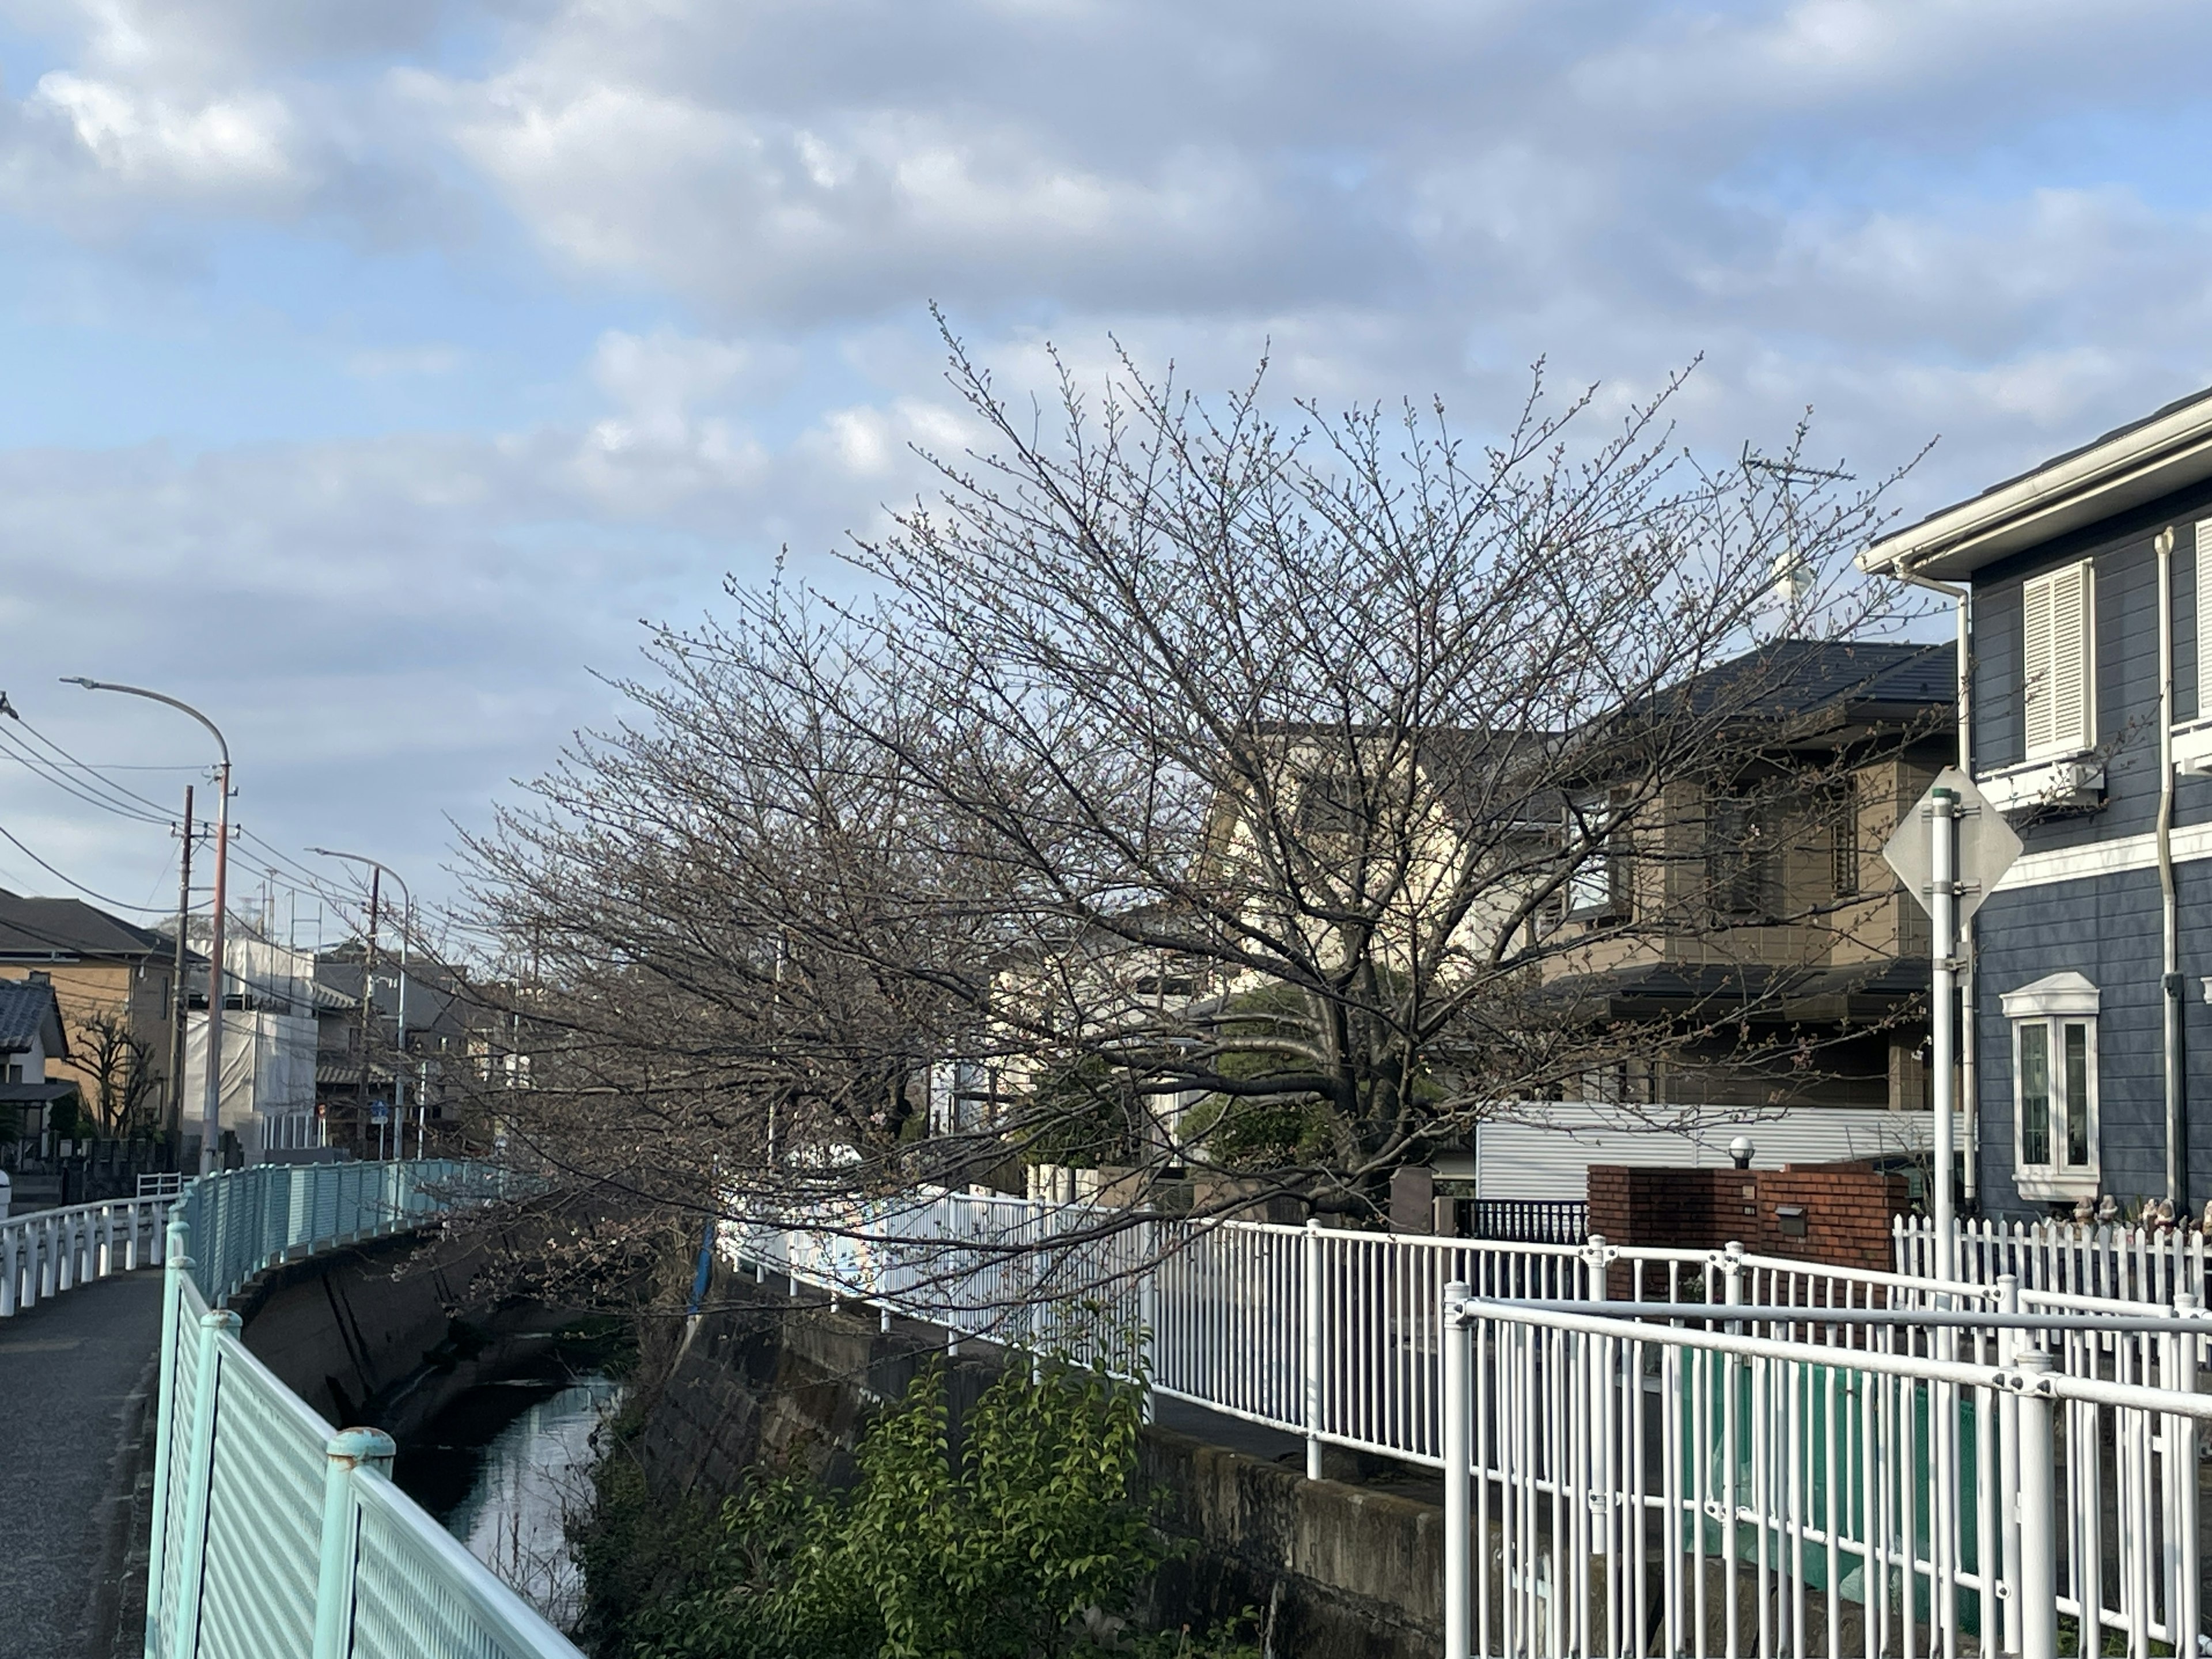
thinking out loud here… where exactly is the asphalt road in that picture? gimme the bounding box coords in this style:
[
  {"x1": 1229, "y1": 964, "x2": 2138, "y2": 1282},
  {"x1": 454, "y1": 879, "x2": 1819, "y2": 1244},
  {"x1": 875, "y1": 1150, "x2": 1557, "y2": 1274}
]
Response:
[{"x1": 0, "y1": 1271, "x2": 162, "y2": 1659}]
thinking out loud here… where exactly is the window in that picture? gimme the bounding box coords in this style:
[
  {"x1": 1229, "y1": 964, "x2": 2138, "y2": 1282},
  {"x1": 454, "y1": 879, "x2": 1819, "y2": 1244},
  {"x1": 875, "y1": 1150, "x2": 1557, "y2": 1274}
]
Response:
[
  {"x1": 1830, "y1": 777, "x2": 1860, "y2": 899},
  {"x1": 2002, "y1": 971, "x2": 2100, "y2": 1198},
  {"x1": 1565, "y1": 800, "x2": 1625, "y2": 919},
  {"x1": 1707, "y1": 793, "x2": 1777, "y2": 916},
  {"x1": 2022, "y1": 560, "x2": 2094, "y2": 760}
]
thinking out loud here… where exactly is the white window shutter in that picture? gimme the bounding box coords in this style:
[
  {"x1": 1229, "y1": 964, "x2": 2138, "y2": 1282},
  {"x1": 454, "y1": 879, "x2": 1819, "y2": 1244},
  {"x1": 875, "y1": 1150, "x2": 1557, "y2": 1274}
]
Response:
[
  {"x1": 2023, "y1": 560, "x2": 2092, "y2": 759},
  {"x1": 2022, "y1": 571, "x2": 2055, "y2": 753},
  {"x1": 2198, "y1": 521, "x2": 2212, "y2": 719}
]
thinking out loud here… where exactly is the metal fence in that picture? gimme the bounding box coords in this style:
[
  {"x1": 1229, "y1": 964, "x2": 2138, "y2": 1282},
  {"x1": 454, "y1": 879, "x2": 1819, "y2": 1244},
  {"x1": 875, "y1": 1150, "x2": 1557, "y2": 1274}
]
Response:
[
  {"x1": 734, "y1": 1196, "x2": 2152, "y2": 1478},
  {"x1": 1474, "y1": 1198, "x2": 1589, "y2": 1244},
  {"x1": 1442, "y1": 1284, "x2": 2209, "y2": 1659},
  {"x1": 0, "y1": 1191, "x2": 170, "y2": 1316},
  {"x1": 146, "y1": 1160, "x2": 581, "y2": 1659},
  {"x1": 744, "y1": 1192, "x2": 2212, "y2": 1655}
]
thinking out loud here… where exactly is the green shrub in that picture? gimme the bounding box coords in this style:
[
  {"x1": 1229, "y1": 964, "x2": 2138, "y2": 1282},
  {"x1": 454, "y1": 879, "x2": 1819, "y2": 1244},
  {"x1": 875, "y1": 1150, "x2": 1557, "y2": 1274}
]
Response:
[{"x1": 622, "y1": 1355, "x2": 1198, "y2": 1659}]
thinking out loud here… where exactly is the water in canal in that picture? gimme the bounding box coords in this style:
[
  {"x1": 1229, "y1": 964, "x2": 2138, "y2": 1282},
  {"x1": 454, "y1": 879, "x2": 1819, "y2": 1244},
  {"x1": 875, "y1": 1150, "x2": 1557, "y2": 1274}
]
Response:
[{"x1": 396, "y1": 1366, "x2": 623, "y2": 1631}]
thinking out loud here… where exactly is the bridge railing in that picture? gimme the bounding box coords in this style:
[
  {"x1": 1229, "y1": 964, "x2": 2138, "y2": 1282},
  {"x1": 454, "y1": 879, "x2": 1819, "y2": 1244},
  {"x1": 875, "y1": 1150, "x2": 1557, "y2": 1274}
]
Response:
[
  {"x1": 0, "y1": 1192, "x2": 170, "y2": 1316},
  {"x1": 147, "y1": 1160, "x2": 582, "y2": 1659}
]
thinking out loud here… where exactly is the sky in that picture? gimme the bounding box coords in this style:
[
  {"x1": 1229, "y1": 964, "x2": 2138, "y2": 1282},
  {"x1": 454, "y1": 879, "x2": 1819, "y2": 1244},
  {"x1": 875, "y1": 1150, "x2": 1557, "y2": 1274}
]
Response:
[{"x1": 2, "y1": 0, "x2": 2210, "y2": 941}]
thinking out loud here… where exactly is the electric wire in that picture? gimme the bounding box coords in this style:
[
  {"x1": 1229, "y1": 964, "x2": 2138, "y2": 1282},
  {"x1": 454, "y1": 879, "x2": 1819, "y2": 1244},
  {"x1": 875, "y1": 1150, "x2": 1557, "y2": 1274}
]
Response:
[
  {"x1": 5, "y1": 714, "x2": 180, "y2": 818},
  {"x1": 0, "y1": 819, "x2": 179, "y2": 913},
  {"x1": 0, "y1": 725, "x2": 174, "y2": 825}
]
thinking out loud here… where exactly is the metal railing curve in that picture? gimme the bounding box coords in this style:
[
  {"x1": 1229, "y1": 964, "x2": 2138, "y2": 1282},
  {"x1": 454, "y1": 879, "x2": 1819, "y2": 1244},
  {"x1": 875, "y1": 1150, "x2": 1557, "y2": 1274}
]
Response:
[
  {"x1": 1, "y1": 1191, "x2": 171, "y2": 1316},
  {"x1": 145, "y1": 1160, "x2": 582, "y2": 1659}
]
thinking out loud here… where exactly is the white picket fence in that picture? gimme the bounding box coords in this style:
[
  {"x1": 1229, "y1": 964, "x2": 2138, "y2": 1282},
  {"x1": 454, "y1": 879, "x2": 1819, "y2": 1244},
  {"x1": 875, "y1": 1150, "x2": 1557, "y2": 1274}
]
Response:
[
  {"x1": 1897, "y1": 1211, "x2": 2211, "y2": 1305},
  {"x1": 0, "y1": 1193, "x2": 171, "y2": 1315}
]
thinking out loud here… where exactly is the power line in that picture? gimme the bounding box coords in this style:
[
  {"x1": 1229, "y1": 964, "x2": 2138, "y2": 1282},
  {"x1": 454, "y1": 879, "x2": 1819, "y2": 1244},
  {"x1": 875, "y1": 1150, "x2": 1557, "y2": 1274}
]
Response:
[
  {"x1": 0, "y1": 820, "x2": 179, "y2": 913},
  {"x1": 0, "y1": 725, "x2": 174, "y2": 825},
  {"x1": 5, "y1": 713, "x2": 180, "y2": 819}
]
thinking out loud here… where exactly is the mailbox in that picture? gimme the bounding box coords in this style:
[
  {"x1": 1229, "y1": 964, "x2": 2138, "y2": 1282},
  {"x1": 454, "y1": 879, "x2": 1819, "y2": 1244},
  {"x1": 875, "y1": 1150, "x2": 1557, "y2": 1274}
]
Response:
[{"x1": 1775, "y1": 1204, "x2": 1809, "y2": 1238}]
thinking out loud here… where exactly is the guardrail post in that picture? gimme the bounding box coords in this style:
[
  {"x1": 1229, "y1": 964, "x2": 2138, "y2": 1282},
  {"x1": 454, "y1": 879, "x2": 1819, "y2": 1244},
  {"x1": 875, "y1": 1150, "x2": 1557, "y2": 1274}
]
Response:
[
  {"x1": 1442, "y1": 1279, "x2": 1472, "y2": 1659},
  {"x1": 2171, "y1": 1294, "x2": 2200, "y2": 1651},
  {"x1": 313, "y1": 1427, "x2": 396, "y2": 1659},
  {"x1": 2014, "y1": 1348, "x2": 2057, "y2": 1659},
  {"x1": 168, "y1": 1308, "x2": 242, "y2": 1659},
  {"x1": 142, "y1": 1221, "x2": 193, "y2": 1657},
  {"x1": 1995, "y1": 1274, "x2": 2022, "y2": 1658},
  {"x1": 1302, "y1": 1217, "x2": 1324, "y2": 1482},
  {"x1": 1, "y1": 1223, "x2": 17, "y2": 1317}
]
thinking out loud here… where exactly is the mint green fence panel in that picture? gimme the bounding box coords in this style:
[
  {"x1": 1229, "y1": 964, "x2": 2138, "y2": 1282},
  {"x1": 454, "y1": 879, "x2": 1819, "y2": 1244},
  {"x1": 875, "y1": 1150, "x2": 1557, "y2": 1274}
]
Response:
[
  {"x1": 147, "y1": 1161, "x2": 578, "y2": 1659},
  {"x1": 198, "y1": 1345, "x2": 328, "y2": 1659}
]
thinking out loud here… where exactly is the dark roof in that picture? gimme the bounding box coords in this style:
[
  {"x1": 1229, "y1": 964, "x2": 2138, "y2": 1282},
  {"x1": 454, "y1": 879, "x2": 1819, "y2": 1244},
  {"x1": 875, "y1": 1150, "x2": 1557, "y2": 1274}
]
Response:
[
  {"x1": 1652, "y1": 639, "x2": 1952, "y2": 724},
  {"x1": 1545, "y1": 956, "x2": 1930, "y2": 1018},
  {"x1": 0, "y1": 893, "x2": 171, "y2": 961},
  {"x1": 0, "y1": 1081, "x2": 78, "y2": 1104},
  {"x1": 0, "y1": 977, "x2": 66, "y2": 1056}
]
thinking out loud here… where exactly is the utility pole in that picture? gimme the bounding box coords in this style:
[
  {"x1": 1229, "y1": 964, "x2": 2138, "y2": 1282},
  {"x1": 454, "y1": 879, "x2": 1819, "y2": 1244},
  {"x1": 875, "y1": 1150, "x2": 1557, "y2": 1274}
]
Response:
[
  {"x1": 206, "y1": 757, "x2": 229, "y2": 1172},
  {"x1": 358, "y1": 867, "x2": 380, "y2": 1155},
  {"x1": 312, "y1": 850, "x2": 412, "y2": 1161},
  {"x1": 166, "y1": 785, "x2": 194, "y2": 1172},
  {"x1": 65, "y1": 679, "x2": 232, "y2": 1175}
]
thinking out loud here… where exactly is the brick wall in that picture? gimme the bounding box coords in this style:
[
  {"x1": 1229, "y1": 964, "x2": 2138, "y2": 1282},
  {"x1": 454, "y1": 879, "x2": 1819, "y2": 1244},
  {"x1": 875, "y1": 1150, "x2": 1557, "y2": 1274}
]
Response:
[{"x1": 1586, "y1": 1160, "x2": 1909, "y2": 1272}]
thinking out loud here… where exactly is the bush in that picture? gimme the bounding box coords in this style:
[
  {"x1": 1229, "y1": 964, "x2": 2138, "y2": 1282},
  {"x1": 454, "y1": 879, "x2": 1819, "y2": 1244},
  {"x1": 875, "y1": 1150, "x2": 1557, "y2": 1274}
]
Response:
[{"x1": 619, "y1": 1354, "x2": 1234, "y2": 1659}]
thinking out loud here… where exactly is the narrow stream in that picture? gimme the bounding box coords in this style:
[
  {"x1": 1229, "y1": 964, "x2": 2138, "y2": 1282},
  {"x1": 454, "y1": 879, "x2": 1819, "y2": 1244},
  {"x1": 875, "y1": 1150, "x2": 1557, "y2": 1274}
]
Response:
[{"x1": 395, "y1": 1368, "x2": 624, "y2": 1630}]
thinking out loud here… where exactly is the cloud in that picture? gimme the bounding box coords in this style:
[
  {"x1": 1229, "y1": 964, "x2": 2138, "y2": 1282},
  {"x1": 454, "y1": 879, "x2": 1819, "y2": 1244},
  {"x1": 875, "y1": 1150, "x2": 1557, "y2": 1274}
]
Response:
[{"x1": 4, "y1": 0, "x2": 2212, "y2": 910}]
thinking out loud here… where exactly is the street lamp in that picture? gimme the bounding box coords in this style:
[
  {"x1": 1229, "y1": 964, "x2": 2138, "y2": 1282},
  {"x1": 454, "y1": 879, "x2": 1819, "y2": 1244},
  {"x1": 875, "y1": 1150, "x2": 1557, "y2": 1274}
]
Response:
[
  {"x1": 308, "y1": 849, "x2": 412, "y2": 1161},
  {"x1": 62, "y1": 678, "x2": 232, "y2": 1175}
]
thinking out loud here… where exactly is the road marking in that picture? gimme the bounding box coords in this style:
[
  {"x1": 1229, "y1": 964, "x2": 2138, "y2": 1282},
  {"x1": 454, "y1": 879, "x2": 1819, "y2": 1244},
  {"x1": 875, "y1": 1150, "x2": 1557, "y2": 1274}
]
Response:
[{"x1": 0, "y1": 1338, "x2": 84, "y2": 1353}]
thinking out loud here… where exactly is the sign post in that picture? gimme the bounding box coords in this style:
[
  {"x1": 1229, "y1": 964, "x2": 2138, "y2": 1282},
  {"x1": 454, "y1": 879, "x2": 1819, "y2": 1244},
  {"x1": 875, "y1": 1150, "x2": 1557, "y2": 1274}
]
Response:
[{"x1": 1884, "y1": 767, "x2": 2022, "y2": 1281}]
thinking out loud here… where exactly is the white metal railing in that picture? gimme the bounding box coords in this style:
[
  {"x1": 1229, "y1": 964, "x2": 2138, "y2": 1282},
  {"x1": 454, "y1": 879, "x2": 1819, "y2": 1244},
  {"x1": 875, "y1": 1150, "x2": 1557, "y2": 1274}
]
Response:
[
  {"x1": 1898, "y1": 1211, "x2": 2210, "y2": 1305},
  {"x1": 147, "y1": 1161, "x2": 580, "y2": 1659},
  {"x1": 0, "y1": 1192, "x2": 171, "y2": 1316},
  {"x1": 1441, "y1": 1285, "x2": 2209, "y2": 1659},
  {"x1": 735, "y1": 1193, "x2": 2184, "y2": 1476}
]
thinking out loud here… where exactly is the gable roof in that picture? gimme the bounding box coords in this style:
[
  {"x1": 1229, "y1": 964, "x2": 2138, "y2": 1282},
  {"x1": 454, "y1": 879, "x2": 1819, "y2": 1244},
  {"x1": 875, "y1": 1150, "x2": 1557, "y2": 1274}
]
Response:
[
  {"x1": 0, "y1": 977, "x2": 66, "y2": 1058},
  {"x1": 1652, "y1": 638, "x2": 1953, "y2": 723},
  {"x1": 1860, "y1": 384, "x2": 2212, "y2": 582},
  {"x1": 0, "y1": 893, "x2": 172, "y2": 961}
]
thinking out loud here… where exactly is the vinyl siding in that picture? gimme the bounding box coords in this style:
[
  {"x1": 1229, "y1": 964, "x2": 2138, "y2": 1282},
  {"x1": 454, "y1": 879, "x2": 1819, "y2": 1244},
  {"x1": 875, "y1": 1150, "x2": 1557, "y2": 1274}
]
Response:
[{"x1": 1972, "y1": 860, "x2": 2212, "y2": 1215}]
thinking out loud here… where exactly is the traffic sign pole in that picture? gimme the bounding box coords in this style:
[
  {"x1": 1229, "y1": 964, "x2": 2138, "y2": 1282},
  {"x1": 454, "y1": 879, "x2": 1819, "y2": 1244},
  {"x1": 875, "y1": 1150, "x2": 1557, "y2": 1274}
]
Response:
[
  {"x1": 1885, "y1": 767, "x2": 2020, "y2": 1278},
  {"x1": 1930, "y1": 787, "x2": 1957, "y2": 1282}
]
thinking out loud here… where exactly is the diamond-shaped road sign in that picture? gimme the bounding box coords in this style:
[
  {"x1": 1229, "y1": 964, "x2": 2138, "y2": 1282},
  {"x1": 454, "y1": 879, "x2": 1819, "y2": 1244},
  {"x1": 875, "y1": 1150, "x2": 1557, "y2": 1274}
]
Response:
[{"x1": 1883, "y1": 766, "x2": 2022, "y2": 925}]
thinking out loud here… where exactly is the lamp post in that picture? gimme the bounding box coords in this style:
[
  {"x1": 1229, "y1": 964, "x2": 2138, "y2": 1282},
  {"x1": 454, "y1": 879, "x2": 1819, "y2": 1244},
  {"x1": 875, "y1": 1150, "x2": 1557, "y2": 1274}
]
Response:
[
  {"x1": 309, "y1": 850, "x2": 410, "y2": 1161},
  {"x1": 62, "y1": 679, "x2": 231, "y2": 1175}
]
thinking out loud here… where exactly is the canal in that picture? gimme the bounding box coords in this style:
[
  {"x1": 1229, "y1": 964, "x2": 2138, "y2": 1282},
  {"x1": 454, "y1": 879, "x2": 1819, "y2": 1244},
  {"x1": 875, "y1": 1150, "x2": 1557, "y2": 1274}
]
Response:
[{"x1": 392, "y1": 1336, "x2": 624, "y2": 1631}]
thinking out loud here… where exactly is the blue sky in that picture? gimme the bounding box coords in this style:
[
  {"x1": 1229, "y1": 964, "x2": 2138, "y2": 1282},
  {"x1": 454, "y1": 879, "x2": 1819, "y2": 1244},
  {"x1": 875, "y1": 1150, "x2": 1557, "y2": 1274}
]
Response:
[{"x1": 3, "y1": 0, "x2": 2210, "y2": 941}]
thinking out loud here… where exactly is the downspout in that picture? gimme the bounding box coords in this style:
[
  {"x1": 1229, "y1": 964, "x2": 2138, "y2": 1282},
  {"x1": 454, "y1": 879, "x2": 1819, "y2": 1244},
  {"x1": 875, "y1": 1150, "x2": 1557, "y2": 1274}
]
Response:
[
  {"x1": 1899, "y1": 563, "x2": 1976, "y2": 1206},
  {"x1": 2157, "y1": 526, "x2": 2185, "y2": 1210}
]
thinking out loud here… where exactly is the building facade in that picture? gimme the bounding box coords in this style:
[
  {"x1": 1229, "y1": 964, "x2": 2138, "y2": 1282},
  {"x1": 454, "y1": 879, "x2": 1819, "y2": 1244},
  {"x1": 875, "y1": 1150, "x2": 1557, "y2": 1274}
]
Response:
[{"x1": 1863, "y1": 387, "x2": 2212, "y2": 1218}]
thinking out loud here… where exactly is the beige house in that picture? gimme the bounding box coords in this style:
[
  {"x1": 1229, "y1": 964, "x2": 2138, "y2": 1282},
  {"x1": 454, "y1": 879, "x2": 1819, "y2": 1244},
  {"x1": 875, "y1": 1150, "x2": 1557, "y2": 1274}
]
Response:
[{"x1": 0, "y1": 893, "x2": 180, "y2": 1134}]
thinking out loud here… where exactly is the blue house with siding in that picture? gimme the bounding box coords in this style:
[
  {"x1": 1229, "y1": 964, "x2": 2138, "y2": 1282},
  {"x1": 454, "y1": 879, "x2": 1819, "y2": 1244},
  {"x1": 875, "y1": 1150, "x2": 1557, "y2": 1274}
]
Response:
[{"x1": 1863, "y1": 389, "x2": 2212, "y2": 1220}]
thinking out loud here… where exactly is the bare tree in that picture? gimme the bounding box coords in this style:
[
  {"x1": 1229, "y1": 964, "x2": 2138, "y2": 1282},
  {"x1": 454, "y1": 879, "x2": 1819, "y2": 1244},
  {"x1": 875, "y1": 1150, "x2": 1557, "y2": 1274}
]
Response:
[
  {"x1": 73, "y1": 1009, "x2": 161, "y2": 1137},
  {"x1": 459, "y1": 330, "x2": 1930, "y2": 1256}
]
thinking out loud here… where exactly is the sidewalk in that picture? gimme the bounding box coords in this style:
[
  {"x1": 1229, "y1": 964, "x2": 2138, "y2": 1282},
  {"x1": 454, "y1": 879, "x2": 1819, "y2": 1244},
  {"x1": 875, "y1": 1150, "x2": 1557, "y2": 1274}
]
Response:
[{"x1": 0, "y1": 1272, "x2": 162, "y2": 1659}]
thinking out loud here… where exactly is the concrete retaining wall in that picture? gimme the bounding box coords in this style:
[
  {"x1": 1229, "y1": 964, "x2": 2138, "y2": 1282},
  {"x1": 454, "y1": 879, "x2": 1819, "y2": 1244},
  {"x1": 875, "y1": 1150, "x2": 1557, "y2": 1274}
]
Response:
[{"x1": 628, "y1": 1269, "x2": 1442, "y2": 1659}]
